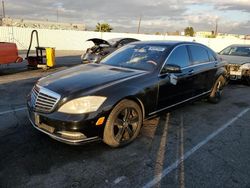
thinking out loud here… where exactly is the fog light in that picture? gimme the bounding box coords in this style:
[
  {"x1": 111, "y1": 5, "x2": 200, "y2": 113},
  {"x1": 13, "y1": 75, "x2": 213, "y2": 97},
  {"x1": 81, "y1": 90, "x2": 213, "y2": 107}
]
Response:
[
  {"x1": 57, "y1": 131, "x2": 86, "y2": 140},
  {"x1": 96, "y1": 117, "x2": 105, "y2": 126}
]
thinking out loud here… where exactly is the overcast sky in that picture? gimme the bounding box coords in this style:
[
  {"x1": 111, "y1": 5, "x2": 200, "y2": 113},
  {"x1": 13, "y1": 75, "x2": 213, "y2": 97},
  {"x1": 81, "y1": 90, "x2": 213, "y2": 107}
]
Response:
[{"x1": 2, "y1": 0, "x2": 250, "y2": 34}]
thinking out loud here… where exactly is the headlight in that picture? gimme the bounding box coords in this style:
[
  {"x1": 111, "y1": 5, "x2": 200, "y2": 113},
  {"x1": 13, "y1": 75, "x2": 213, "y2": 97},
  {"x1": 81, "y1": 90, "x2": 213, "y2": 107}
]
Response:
[
  {"x1": 240, "y1": 63, "x2": 250, "y2": 69},
  {"x1": 58, "y1": 96, "x2": 106, "y2": 114},
  {"x1": 90, "y1": 55, "x2": 101, "y2": 63},
  {"x1": 82, "y1": 53, "x2": 99, "y2": 62}
]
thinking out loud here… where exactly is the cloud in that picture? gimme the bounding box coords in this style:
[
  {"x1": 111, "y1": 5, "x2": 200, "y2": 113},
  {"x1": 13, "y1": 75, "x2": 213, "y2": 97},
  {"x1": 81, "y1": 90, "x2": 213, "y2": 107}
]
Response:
[
  {"x1": 3, "y1": 0, "x2": 250, "y2": 34},
  {"x1": 215, "y1": 1, "x2": 250, "y2": 12}
]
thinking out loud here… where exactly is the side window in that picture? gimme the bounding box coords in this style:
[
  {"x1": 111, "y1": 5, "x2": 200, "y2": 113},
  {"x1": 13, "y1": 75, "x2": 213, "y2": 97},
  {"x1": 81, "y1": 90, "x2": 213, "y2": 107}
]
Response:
[
  {"x1": 189, "y1": 45, "x2": 210, "y2": 64},
  {"x1": 117, "y1": 40, "x2": 127, "y2": 48},
  {"x1": 119, "y1": 39, "x2": 137, "y2": 48},
  {"x1": 126, "y1": 39, "x2": 138, "y2": 44},
  {"x1": 166, "y1": 45, "x2": 190, "y2": 68}
]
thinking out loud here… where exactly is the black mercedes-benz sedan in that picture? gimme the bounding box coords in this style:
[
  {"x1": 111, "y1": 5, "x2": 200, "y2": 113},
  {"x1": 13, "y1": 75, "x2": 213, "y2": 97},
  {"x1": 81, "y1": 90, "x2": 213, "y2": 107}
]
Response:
[{"x1": 27, "y1": 41, "x2": 227, "y2": 147}]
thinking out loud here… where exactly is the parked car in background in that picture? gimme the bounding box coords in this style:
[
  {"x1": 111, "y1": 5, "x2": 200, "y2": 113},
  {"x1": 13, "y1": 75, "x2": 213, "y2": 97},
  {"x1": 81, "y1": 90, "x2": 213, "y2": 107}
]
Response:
[
  {"x1": 27, "y1": 41, "x2": 227, "y2": 148},
  {"x1": 218, "y1": 44, "x2": 250, "y2": 85},
  {"x1": 81, "y1": 38, "x2": 139, "y2": 63}
]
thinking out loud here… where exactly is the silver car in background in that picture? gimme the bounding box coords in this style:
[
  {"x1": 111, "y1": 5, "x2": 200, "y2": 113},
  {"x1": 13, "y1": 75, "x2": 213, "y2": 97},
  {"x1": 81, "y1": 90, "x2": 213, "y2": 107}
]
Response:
[
  {"x1": 218, "y1": 44, "x2": 250, "y2": 85},
  {"x1": 81, "y1": 38, "x2": 139, "y2": 64}
]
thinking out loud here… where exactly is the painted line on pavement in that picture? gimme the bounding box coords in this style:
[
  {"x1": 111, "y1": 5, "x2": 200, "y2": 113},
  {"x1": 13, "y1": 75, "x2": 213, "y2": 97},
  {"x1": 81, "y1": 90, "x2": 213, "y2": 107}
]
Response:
[
  {"x1": 143, "y1": 107, "x2": 250, "y2": 188},
  {"x1": 0, "y1": 107, "x2": 27, "y2": 115}
]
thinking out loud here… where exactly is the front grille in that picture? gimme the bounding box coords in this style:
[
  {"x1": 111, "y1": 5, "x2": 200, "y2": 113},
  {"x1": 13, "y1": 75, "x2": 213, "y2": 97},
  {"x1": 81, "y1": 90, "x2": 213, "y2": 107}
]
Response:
[{"x1": 31, "y1": 85, "x2": 61, "y2": 113}]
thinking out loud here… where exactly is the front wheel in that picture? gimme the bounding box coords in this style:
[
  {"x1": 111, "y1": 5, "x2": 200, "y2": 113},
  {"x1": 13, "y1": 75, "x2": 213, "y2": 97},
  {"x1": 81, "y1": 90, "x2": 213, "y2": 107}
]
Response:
[
  {"x1": 103, "y1": 99, "x2": 143, "y2": 148},
  {"x1": 208, "y1": 75, "x2": 226, "y2": 104}
]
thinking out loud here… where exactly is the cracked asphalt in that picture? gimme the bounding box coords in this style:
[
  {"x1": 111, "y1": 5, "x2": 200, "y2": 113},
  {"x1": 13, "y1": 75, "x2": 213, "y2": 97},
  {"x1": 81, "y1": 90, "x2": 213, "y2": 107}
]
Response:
[{"x1": 0, "y1": 52, "x2": 250, "y2": 188}]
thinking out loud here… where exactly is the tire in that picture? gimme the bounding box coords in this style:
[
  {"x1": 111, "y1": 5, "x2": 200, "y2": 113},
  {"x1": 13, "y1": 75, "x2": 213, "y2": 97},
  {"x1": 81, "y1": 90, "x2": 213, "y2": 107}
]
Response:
[
  {"x1": 243, "y1": 76, "x2": 250, "y2": 86},
  {"x1": 209, "y1": 75, "x2": 226, "y2": 104},
  {"x1": 103, "y1": 99, "x2": 143, "y2": 148}
]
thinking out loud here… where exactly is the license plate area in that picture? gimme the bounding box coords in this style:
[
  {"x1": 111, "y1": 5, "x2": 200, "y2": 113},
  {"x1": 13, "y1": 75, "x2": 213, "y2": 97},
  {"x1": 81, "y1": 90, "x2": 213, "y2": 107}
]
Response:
[
  {"x1": 34, "y1": 113, "x2": 40, "y2": 124},
  {"x1": 230, "y1": 70, "x2": 242, "y2": 76},
  {"x1": 34, "y1": 113, "x2": 55, "y2": 133},
  {"x1": 37, "y1": 123, "x2": 55, "y2": 133}
]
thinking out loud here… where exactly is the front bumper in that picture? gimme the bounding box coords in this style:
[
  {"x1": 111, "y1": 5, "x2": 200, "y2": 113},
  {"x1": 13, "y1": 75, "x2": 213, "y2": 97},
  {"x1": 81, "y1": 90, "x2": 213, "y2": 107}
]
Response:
[
  {"x1": 81, "y1": 53, "x2": 101, "y2": 64},
  {"x1": 27, "y1": 105, "x2": 105, "y2": 145},
  {"x1": 229, "y1": 71, "x2": 243, "y2": 80},
  {"x1": 228, "y1": 64, "x2": 250, "y2": 80}
]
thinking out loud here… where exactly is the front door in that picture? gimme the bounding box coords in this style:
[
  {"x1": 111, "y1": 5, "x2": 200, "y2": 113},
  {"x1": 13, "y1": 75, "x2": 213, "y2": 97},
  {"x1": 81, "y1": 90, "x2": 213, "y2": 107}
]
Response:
[{"x1": 157, "y1": 45, "x2": 195, "y2": 110}]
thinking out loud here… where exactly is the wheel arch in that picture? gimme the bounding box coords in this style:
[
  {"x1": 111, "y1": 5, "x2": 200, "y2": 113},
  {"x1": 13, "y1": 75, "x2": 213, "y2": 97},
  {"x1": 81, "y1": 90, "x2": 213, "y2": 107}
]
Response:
[
  {"x1": 126, "y1": 96, "x2": 145, "y2": 120},
  {"x1": 215, "y1": 66, "x2": 228, "y2": 80},
  {"x1": 211, "y1": 67, "x2": 228, "y2": 88},
  {"x1": 110, "y1": 96, "x2": 145, "y2": 120}
]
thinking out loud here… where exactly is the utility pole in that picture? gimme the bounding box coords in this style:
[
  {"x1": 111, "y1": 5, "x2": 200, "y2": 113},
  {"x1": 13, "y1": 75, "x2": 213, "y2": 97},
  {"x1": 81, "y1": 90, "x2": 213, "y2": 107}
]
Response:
[
  {"x1": 2, "y1": 0, "x2": 5, "y2": 18},
  {"x1": 137, "y1": 15, "x2": 142, "y2": 34},
  {"x1": 215, "y1": 19, "x2": 218, "y2": 36},
  {"x1": 56, "y1": 7, "x2": 59, "y2": 22}
]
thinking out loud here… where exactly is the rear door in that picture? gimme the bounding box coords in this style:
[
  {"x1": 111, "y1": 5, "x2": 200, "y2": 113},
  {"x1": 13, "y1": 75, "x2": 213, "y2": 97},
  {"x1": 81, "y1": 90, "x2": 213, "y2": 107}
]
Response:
[{"x1": 187, "y1": 45, "x2": 217, "y2": 94}]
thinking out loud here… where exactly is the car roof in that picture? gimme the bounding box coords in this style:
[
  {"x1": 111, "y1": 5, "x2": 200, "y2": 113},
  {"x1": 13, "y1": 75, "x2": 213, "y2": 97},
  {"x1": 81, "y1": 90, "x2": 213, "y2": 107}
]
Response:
[
  {"x1": 228, "y1": 44, "x2": 250, "y2": 48},
  {"x1": 107, "y1": 38, "x2": 139, "y2": 42},
  {"x1": 131, "y1": 40, "x2": 203, "y2": 47}
]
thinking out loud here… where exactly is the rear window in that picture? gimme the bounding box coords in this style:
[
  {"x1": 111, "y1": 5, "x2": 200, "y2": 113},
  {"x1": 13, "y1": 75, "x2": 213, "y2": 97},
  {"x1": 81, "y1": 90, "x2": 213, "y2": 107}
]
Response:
[{"x1": 207, "y1": 49, "x2": 217, "y2": 61}]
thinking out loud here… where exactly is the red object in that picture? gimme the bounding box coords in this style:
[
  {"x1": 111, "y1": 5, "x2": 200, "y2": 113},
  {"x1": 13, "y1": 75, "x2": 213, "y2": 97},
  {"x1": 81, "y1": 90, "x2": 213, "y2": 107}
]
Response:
[{"x1": 0, "y1": 42, "x2": 23, "y2": 64}]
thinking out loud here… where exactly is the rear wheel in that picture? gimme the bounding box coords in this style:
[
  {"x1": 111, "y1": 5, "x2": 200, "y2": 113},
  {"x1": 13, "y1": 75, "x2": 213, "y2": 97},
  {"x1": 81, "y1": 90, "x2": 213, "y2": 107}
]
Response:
[
  {"x1": 209, "y1": 75, "x2": 226, "y2": 104},
  {"x1": 103, "y1": 99, "x2": 142, "y2": 148},
  {"x1": 243, "y1": 76, "x2": 250, "y2": 86}
]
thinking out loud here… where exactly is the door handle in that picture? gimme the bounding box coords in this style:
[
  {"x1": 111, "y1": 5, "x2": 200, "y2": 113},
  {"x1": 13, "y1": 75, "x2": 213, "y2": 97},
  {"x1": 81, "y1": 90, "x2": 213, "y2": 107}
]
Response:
[{"x1": 188, "y1": 69, "x2": 194, "y2": 75}]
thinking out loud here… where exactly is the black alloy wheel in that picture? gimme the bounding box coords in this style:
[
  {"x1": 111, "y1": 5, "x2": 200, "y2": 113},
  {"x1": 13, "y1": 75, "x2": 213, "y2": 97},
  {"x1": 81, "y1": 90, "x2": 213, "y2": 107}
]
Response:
[
  {"x1": 103, "y1": 99, "x2": 142, "y2": 147},
  {"x1": 243, "y1": 76, "x2": 250, "y2": 86}
]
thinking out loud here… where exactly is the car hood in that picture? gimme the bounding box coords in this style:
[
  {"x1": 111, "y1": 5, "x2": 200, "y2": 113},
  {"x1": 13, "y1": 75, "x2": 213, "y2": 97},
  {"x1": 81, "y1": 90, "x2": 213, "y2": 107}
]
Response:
[
  {"x1": 37, "y1": 64, "x2": 147, "y2": 97},
  {"x1": 86, "y1": 38, "x2": 110, "y2": 46},
  {"x1": 219, "y1": 54, "x2": 250, "y2": 65}
]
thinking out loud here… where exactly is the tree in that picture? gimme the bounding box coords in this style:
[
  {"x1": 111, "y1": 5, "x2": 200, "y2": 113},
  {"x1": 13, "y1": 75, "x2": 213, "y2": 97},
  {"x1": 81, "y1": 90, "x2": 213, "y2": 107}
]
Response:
[
  {"x1": 210, "y1": 30, "x2": 216, "y2": 38},
  {"x1": 184, "y1": 27, "x2": 194, "y2": 37},
  {"x1": 95, "y1": 23, "x2": 113, "y2": 32}
]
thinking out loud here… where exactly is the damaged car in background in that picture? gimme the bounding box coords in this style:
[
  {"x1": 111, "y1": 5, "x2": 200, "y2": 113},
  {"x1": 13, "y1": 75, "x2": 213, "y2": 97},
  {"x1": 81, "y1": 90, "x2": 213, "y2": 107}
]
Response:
[
  {"x1": 81, "y1": 38, "x2": 139, "y2": 63},
  {"x1": 218, "y1": 44, "x2": 250, "y2": 85},
  {"x1": 27, "y1": 41, "x2": 227, "y2": 148}
]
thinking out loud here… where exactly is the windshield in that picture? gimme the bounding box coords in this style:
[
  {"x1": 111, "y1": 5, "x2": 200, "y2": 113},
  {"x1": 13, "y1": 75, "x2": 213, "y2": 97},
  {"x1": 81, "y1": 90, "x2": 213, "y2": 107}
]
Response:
[
  {"x1": 101, "y1": 44, "x2": 169, "y2": 71},
  {"x1": 219, "y1": 46, "x2": 250, "y2": 57},
  {"x1": 107, "y1": 38, "x2": 121, "y2": 46}
]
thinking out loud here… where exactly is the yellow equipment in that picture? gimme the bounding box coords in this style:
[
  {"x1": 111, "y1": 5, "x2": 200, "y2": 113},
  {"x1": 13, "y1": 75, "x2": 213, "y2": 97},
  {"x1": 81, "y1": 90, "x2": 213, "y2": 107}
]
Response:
[
  {"x1": 26, "y1": 30, "x2": 56, "y2": 70},
  {"x1": 46, "y1": 47, "x2": 55, "y2": 67}
]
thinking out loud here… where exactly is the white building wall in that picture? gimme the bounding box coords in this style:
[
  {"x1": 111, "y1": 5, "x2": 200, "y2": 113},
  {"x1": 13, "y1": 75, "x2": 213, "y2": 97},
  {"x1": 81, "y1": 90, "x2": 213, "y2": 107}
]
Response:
[{"x1": 1, "y1": 26, "x2": 250, "y2": 52}]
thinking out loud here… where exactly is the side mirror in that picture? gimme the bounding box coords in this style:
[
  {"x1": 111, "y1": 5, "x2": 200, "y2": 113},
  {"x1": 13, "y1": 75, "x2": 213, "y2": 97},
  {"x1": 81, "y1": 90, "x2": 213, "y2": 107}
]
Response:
[{"x1": 161, "y1": 64, "x2": 182, "y2": 74}]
